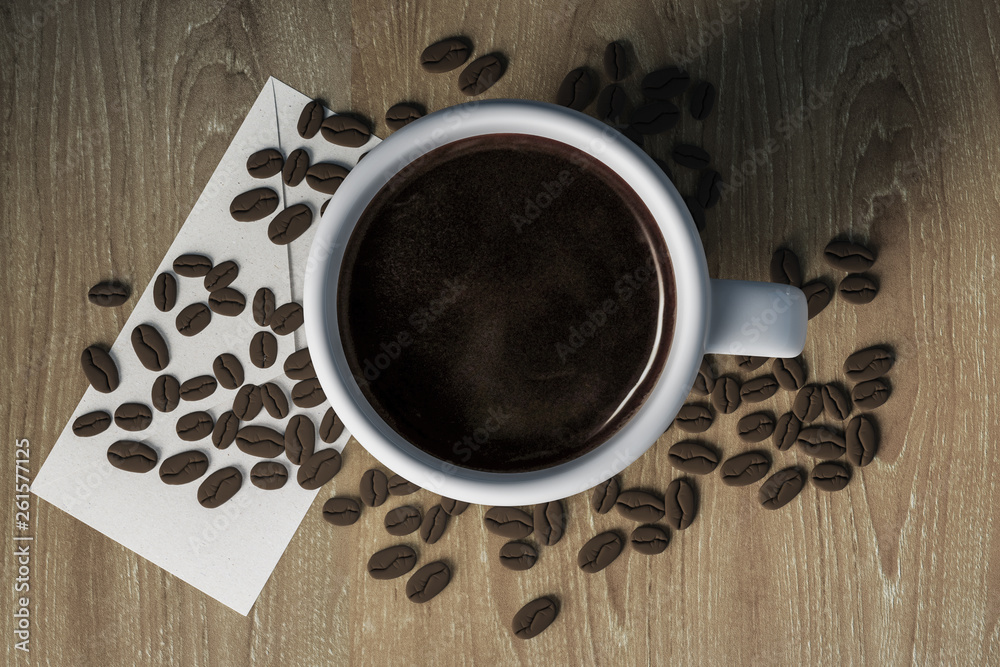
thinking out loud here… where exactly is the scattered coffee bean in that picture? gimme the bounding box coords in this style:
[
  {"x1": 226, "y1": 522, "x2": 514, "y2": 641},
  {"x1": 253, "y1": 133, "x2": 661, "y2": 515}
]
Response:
[
  {"x1": 420, "y1": 37, "x2": 471, "y2": 73},
  {"x1": 692, "y1": 358, "x2": 715, "y2": 395},
  {"x1": 212, "y1": 410, "x2": 239, "y2": 449},
  {"x1": 668, "y1": 442, "x2": 720, "y2": 474},
  {"x1": 250, "y1": 461, "x2": 288, "y2": 490},
  {"x1": 253, "y1": 287, "x2": 276, "y2": 326},
  {"x1": 773, "y1": 412, "x2": 801, "y2": 451},
  {"x1": 203, "y1": 260, "x2": 239, "y2": 292},
  {"x1": 406, "y1": 561, "x2": 451, "y2": 603},
  {"x1": 87, "y1": 280, "x2": 129, "y2": 307},
  {"x1": 459, "y1": 54, "x2": 505, "y2": 95},
  {"x1": 672, "y1": 144, "x2": 710, "y2": 169},
  {"x1": 249, "y1": 331, "x2": 278, "y2": 369},
  {"x1": 737, "y1": 355, "x2": 768, "y2": 371},
  {"x1": 176, "y1": 411, "x2": 214, "y2": 442},
  {"x1": 247, "y1": 148, "x2": 284, "y2": 177},
  {"x1": 642, "y1": 66, "x2": 689, "y2": 99},
  {"x1": 270, "y1": 302, "x2": 303, "y2": 335},
  {"x1": 719, "y1": 451, "x2": 771, "y2": 486},
  {"x1": 282, "y1": 148, "x2": 310, "y2": 186},
  {"x1": 711, "y1": 376, "x2": 742, "y2": 413},
  {"x1": 173, "y1": 254, "x2": 213, "y2": 277},
  {"x1": 319, "y1": 408, "x2": 344, "y2": 443},
  {"x1": 321, "y1": 114, "x2": 371, "y2": 148},
  {"x1": 299, "y1": 448, "x2": 343, "y2": 490},
  {"x1": 811, "y1": 461, "x2": 851, "y2": 492},
  {"x1": 230, "y1": 188, "x2": 279, "y2": 222},
  {"x1": 212, "y1": 353, "x2": 244, "y2": 390},
  {"x1": 740, "y1": 375, "x2": 779, "y2": 403},
  {"x1": 664, "y1": 479, "x2": 697, "y2": 530},
  {"x1": 284, "y1": 347, "x2": 314, "y2": 380},
  {"x1": 151, "y1": 374, "x2": 180, "y2": 412},
  {"x1": 291, "y1": 378, "x2": 326, "y2": 408},
  {"x1": 802, "y1": 280, "x2": 833, "y2": 319},
  {"x1": 360, "y1": 469, "x2": 390, "y2": 507},
  {"x1": 208, "y1": 288, "x2": 246, "y2": 317},
  {"x1": 684, "y1": 196, "x2": 706, "y2": 232},
  {"x1": 320, "y1": 199, "x2": 330, "y2": 215},
  {"x1": 175, "y1": 303, "x2": 211, "y2": 337},
  {"x1": 839, "y1": 274, "x2": 878, "y2": 304},
  {"x1": 556, "y1": 67, "x2": 597, "y2": 110},
  {"x1": 440, "y1": 497, "x2": 469, "y2": 516},
  {"x1": 198, "y1": 467, "x2": 242, "y2": 508},
  {"x1": 534, "y1": 501, "x2": 565, "y2": 546},
  {"x1": 268, "y1": 203, "x2": 314, "y2": 246},
  {"x1": 630, "y1": 101, "x2": 680, "y2": 134},
  {"x1": 419, "y1": 504, "x2": 449, "y2": 544},
  {"x1": 284, "y1": 414, "x2": 315, "y2": 465},
  {"x1": 512, "y1": 597, "x2": 558, "y2": 639},
  {"x1": 297, "y1": 100, "x2": 325, "y2": 139},
  {"x1": 759, "y1": 467, "x2": 805, "y2": 510},
  {"x1": 688, "y1": 80, "x2": 716, "y2": 120},
  {"x1": 846, "y1": 414, "x2": 879, "y2": 467},
  {"x1": 159, "y1": 450, "x2": 209, "y2": 485},
  {"x1": 591, "y1": 477, "x2": 620, "y2": 514},
  {"x1": 114, "y1": 403, "x2": 152, "y2": 431},
  {"x1": 821, "y1": 383, "x2": 852, "y2": 420},
  {"x1": 630, "y1": 524, "x2": 670, "y2": 555},
  {"x1": 259, "y1": 382, "x2": 289, "y2": 419},
  {"x1": 323, "y1": 497, "x2": 361, "y2": 526},
  {"x1": 674, "y1": 403, "x2": 714, "y2": 432},
  {"x1": 793, "y1": 384, "x2": 824, "y2": 421},
  {"x1": 824, "y1": 240, "x2": 877, "y2": 272},
  {"x1": 72, "y1": 410, "x2": 111, "y2": 437},
  {"x1": 484, "y1": 507, "x2": 533, "y2": 538},
  {"x1": 385, "y1": 506, "x2": 422, "y2": 536},
  {"x1": 305, "y1": 162, "x2": 350, "y2": 195},
  {"x1": 603, "y1": 41, "x2": 627, "y2": 81},
  {"x1": 232, "y1": 384, "x2": 262, "y2": 420},
  {"x1": 388, "y1": 475, "x2": 420, "y2": 496},
  {"x1": 367, "y1": 545, "x2": 417, "y2": 580},
  {"x1": 385, "y1": 103, "x2": 424, "y2": 132},
  {"x1": 179, "y1": 375, "x2": 217, "y2": 402},
  {"x1": 153, "y1": 272, "x2": 177, "y2": 312},
  {"x1": 499, "y1": 541, "x2": 538, "y2": 570},
  {"x1": 596, "y1": 84, "x2": 628, "y2": 123},
  {"x1": 737, "y1": 412, "x2": 776, "y2": 443},
  {"x1": 81, "y1": 345, "x2": 119, "y2": 393},
  {"x1": 844, "y1": 346, "x2": 894, "y2": 382},
  {"x1": 578, "y1": 531, "x2": 624, "y2": 573},
  {"x1": 697, "y1": 169, "x2": 723, "y2": 208},
  {"x1": 616, "y1": 490, "x2": 665, "y2": 522},
  {"x1": 769, "y1": 248, "x2": 802, "y2": 287},
  {"x1": 772, "y1": 356, "x2": 806, "y2": 391},
  {"x1": 796, "y1": 426, "x2": 846, "y2": 460},
  {"x1": 107, "y1": 440, "x2": 158, "y2": 473},
  {"x1": 235, "y1": 425, "x2": 284, "y2": 458},
  {"x1": 852, "y1": 378, "x2": 891, "y2": 409}
]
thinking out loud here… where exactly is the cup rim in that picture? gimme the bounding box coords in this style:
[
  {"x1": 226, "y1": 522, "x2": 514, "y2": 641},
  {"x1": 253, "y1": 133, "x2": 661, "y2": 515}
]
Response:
[{"x1": 304, "y1": 99, "x2": 709, "y2": 504}]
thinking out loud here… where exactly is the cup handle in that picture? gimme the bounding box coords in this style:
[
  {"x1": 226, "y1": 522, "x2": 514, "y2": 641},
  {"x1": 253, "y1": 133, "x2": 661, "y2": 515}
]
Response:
[{"x1": 704, "y1": 279, "x2": 808, "y2": 358}]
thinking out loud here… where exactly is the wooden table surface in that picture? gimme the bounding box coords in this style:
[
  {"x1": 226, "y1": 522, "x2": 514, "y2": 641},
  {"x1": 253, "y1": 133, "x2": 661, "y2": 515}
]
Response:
[{"x1": 3, "y1": 0, "x2": 999, "y2": 664}]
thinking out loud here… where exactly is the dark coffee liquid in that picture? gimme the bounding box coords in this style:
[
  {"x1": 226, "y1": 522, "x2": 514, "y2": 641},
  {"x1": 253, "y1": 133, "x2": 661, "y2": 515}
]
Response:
[{"x1": 338, "y1": 134, "x2": 675, "y2": 472}]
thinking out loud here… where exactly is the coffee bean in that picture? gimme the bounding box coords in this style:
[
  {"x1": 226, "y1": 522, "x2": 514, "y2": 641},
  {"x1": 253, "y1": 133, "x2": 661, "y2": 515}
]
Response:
[
  {"x1": 419, "y1": 504, "x2": 449, "y2": 544},
  {"x1": 420, "y1": 36, "x2": 471, "y2": 73},
  {"x1": 499, "y1": 541, "x2": 537, "y2": 570},
  {"x1": 824, "y1": 240, "x2": 877, "y2": 272},
  {"x1": 772, "y1": 356, "x2": 806, "y2": 391},
  {"x1": 179, "y1": 375, "x2": 217, "y2": 402},
  {"x1": 251, "y1": 461, "x2": 288, "y2": 490},
  {"x1": 385, "y1": 103, "x2": 424, "y2": 132},
  {"x1": 305, "y1": 163, "x2": 349, "y2": 195},
  {"x1": 595, "y1": 84, "x2": 628, "y2": 123},
  {"x1": 484, "y1": 507, "x2": 533, "y2": 538},
  {"x1": 176, "y1": 411, "x2": 214, "y2": 442},
  {"x1": 603, "y1": 41, "x2": 628, "y2": 81},
  {"x1": 796, "y1": 426, "x2": 846, "y2": 460},
  {"x1": 692, "y1": 358, "x2": 716, "y2": 395},
  {"x1": 630, "y1": 101, "x2": 680, "y2": 134},
  {"x1": 284, "y1": 347, "x2": 314, "y2": 380},
  {"x1": 737, "y1": 412, "x2": 776, "y2": 443},
  {"x1": 688, "y1": 80, "x2": 716, "y2": 120},
  {"x1": 668, "y1": 441, "x2": 720, "y2": 474},
  {"x1": 72, "y1": 410, "x2": 111, "y2": 437},
  {"x1": 159, "y1": 450, "x2": 209, "y2": 485},
  {"x1": 323, "y1": 497, "x2": 361, "y2": 526},
  {"x1": 211, "y1": 354, "x2": 243, "y2": 390},
  {"x1": 773, "y1": 412, "x2": 801, "y2": 451},
  {"x1": 512, "y1": 597, "x2": 558, "y2": 639},
  {"x1": 87, "y1": 280, "x2": 129, "y2": 307},
  {"x1": 697, "y1": 169, "x2": 723, "y2": 208},
  {"x1": 674, "y1": 403, "x2": 714, "y2": 432},
  {"x1": 653, "y1": 157, "x2": 674, "y2": 181},
  {"x1": 235, "y1": 425, "x2": 284, "y2": 458},
  {"x1": 270, "y1": 302, "x2": 304, "y2": 335},
  {"x1": 388, "y1": 475, "x2": 420, "y2": 496},
  {"x1": 230, "y1": 188, "x2": 279, "y2": 222},
  {"x1": 297, "y1": 100, "x2": 324, "y2": 139},
  {"x1": 207, "y1": 288, "x2": 246, "y2": 317},
  {"x1": 802, "y1": 280, "x2": 833, "y2": 319},
  {"x1": 844, "y1": 346, "x2": 894, "y2": 382},
  {"x1": 249, "y1": 331, "x2": 278, "y2": 369},
  {"x1": 793, "y1": 384, "x2": 824, "y2": 421},
  {"x1": 153, "y1": 272, "x2": 177, "y2": 312},
  {"x1": 852, "y1": 378, "x2": 891, "y2": 409},
  {"x1": 367, "y1": 544, "x2": 418, "y2": 580},
  {"x1": 664, "y1": 478, "x2": 697, "y2": 530},
  {"x1": 252, "y1": 287, "x2": 276, "y2": 326},
  {"x1": 283, "y1": 414, "x2": 315, "y2": 465},
  {"x1": 385, "y1": 505, "x2": 422, "y2": 536},
  {"x1": 759, "y1": 467, "x2": 805, "y2": 510},
  {"x1": 839, "y1": 274, "x2": 878, "y2": 304},
  {"x1": 360, "y1": 468, "x2": 390, "y2": 507},
  {"x1": 846, "y1": 414, "x2": 879, "y2": 466},
  {"x1": 268, "y1": 203, "x2": 314, "y2": 246},
  {"x1": 811, "y1": 461, "x2": 851, "y2": 492},
  {"x1": 173, "y1": 254, "x2": 213, "y2": 277},
  {"x1": 175, "y1": 303, "x2": 211, "y2": 337},
  {"x1": 630, "y1": 524, "x2": 670, "y2": 555},
  {"x1": 591, "y1": 477, "x2": 620, "y2": 515},
  {"x1": 151, "y1": 374, "x2": 180, "y2": 413},
  {"x1": 107, "y1": 440, "x2": 158, "y2": 473},
  {"x1": 741, "y1": 375, "x2": 779, "y2": 403},
  {"x1": 247, "y1": 148, "x2": 284, "y2": 178},
  {"x1": 300, "y1": 450, "x2": 342, "y2": 488},
  {"x1": 642, "y1": 66, "x2": 690, "y2": 99},
  {"x1": 201, "y1": 260, "x2": 238, "y2": 292},
  {"x1": 291, "y1": 378, "x2": 326, "y2": 408},
  {"x1": 821, "y1": 383, "x2": 852, "y2": 420},
  {"x1": 459, "y1": 54, "x2": 505, "y2": 95},
  {"x1": 616, "y1": 490, "x2": 665, "y2": 522},
  {"x1": 440, "y1": 497, "x2": 469, "y2": 516},
  {"x1": 319, "y1": 408, "x2": 344, "y2": 443},
  {"x1": 406, "y1": 561, "x2": 451, "y2": 603},
  {"x1": 672, "y1": 144, "x2": 710, "y2": 169},
  {"x1": 81, "y1": 345, "x2": 119, "y2": 393},
  {"x1": 769, "y1": 248, "x2": 802, "y2": 287},
  {"x1": 259, "y1": 382, "x2": 289, "y2": 419},
  {"x1": 720, "y1": 451, "x2": 771, "y2": 486},
  {"x1": 320, "y1": 114, "x2": 371, "y2": 148},
  {"x1": 233, "y1": 384, "x2": 262, "y2": 420},
  {"x1": 114, "y1": 403, "x2": 152, "y2": 431},
  {"x1": 198, "y1": 467, "x2": 242, "y2": 508},
  {"x1": 684, "y1": 196, "x2": 706, "y2": 232},
  {"x1": 711, "y1": 376, "x2": 742, "y2": 413},
  {"x1": 533, "y1": 501, "x2": 565, "y2": 546},
  {"x1": 282, "y1": 148, "x2": 310, "y2": 186},
  {"x1": 556, "y1": 67, "x2": 597, "y2": 110},
  {"x1": 578, "y1": 531, "x2": 624, "y2": 573},
  {"x1": 737, "y1": 355, "x2": 768, "y2": 371},
  {"x1": 320, "y1": 199, "x2": 330, "y2": 215},
  {"x1": 212, "y1": 410, "x2": 239, "y2": 450}
]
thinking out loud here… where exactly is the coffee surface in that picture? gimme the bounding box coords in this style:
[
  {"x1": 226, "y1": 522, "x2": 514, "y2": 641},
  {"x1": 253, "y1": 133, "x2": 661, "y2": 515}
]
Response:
[{"x1": 339, "y1": 134, "x2": 674, "y2": 472}]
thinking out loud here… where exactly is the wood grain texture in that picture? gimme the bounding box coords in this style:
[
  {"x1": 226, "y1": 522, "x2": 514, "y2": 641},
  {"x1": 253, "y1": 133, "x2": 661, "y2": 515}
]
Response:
[{"x1": 3, "y1": 0, "x2": 999, "y2": 664}]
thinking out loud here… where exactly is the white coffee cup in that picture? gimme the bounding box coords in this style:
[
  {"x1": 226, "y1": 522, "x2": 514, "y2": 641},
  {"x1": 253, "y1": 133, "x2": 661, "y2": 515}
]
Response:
[{"x1": 305, "y1": 99, "x2": 807, "y2": 505}]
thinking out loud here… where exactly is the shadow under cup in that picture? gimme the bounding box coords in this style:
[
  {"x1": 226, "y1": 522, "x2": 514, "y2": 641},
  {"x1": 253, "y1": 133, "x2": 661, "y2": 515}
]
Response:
[{"x1": 337, "y1": 133, "x2": 676, "y2": 473}]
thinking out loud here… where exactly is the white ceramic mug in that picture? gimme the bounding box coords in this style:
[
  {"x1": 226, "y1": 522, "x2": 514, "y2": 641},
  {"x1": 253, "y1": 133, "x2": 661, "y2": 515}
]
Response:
[{"x1": 305, "y1": 99, "x2": 807, "y2": 505}]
